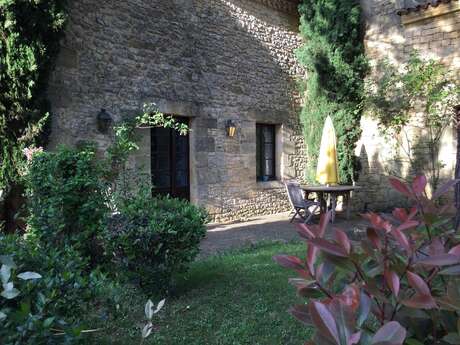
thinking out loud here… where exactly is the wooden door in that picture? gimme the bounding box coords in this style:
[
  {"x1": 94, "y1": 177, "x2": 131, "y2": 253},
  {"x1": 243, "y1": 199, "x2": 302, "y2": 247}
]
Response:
[{"x1": 151, "y1": 118, "x2": 190, "y2": 200}]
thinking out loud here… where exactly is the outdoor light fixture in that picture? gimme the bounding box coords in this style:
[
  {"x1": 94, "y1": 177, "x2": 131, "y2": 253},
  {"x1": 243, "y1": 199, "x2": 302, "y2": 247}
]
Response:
[
  {"x1": 97, "y1": 108, "x2": 113, "y2": 134},
  {"x1": 226, "y1": 120, "x2": 237, "y2": 137}
]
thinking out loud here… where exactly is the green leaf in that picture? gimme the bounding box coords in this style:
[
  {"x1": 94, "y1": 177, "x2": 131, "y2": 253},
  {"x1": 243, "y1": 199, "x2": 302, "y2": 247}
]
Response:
[
  {"x1": 1, "y1": 287, "x2": 20, "y2": 300},
  {"x1": 17, "y1": 271, "x2": 42, "y2": 280},
  {"x1": 145, "y1": 300, "x2": 154, "y2": 320},
  {"x1": 0, "y1": 265, "x2": 11, "y2": 285},
  {"x1": 142, "y1": 322, "x2": 153, "y2": 339},
  {"x1": 0, "y1": 311, "x2": 6, "y2": 321},
  {"x1": 43, "y1": 317, "x2": 55, "y2": 328}
]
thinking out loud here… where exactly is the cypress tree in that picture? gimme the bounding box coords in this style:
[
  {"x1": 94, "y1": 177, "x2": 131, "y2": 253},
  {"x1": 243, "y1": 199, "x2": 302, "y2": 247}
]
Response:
[{"x1": 297, "y1": 0, "x2": 368, "y2": 183}]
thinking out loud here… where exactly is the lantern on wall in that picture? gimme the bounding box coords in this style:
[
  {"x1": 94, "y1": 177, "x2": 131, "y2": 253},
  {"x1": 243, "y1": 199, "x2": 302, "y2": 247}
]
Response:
[
  {"x1": 97, "y1": 108, "x2": 113, "y2": 134},
  {"x1": 226, "y1": 120, "x2": 237, "y2": 138}
]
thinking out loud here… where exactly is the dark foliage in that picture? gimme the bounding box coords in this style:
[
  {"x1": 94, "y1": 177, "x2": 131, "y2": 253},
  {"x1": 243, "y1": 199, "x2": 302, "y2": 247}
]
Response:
[{"x1": 0, "y1": 0, "x2": 68, "y2": 230}]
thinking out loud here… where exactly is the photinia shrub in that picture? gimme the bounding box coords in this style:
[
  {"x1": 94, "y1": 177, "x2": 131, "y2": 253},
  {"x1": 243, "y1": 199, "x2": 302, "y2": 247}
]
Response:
[{"x1": 275, "y1": 175, "x2": 460, "y2": 345}]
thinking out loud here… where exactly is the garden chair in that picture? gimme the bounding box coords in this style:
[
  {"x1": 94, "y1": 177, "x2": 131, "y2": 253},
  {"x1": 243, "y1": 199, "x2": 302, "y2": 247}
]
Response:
[{"x1": 285, "y1": 181, "x2": 321, "y2": 224}]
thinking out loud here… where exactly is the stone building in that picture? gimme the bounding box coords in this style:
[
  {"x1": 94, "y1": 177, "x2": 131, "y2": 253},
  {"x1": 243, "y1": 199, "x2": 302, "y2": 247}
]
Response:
[
  {"x1": 48, "y1": 0, "x2": 306, "y2": 223},
  {"x1": 48, "y1": 0, "x2": 460, "y2": 222},
  {"x1": 356, "y1": 0, "x2": 460, "y2": 210}
]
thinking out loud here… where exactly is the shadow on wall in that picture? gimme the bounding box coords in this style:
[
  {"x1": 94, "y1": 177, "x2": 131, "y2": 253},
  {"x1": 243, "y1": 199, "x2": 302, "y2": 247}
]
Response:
[
  {"x1": 356, "y1": 123, "x2": 456, "y2": 213},
  {"x1": 355, "y1": 143, "x2": 408, "y2": 213}
]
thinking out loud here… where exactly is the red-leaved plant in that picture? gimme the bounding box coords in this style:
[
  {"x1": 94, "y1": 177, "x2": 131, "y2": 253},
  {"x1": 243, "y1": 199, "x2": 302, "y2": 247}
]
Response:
[{"x1": 274, "y1": 175, "x2": 460, "y2": 345}]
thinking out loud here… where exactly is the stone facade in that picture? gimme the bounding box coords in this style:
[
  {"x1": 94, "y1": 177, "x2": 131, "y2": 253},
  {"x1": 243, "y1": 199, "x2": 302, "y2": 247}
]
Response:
[
  {"x1": 48, "y1": 0, "x2": 305, "y2": 223},
  {"x1": 354, "y1": 0, "x2": 460, "y2": 211}
]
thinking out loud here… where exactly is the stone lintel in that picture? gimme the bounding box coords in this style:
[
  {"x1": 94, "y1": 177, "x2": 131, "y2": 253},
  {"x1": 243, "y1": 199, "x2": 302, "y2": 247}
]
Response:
[{"x1": 155, "y1": 99, "x2": 202, "y2": 118}]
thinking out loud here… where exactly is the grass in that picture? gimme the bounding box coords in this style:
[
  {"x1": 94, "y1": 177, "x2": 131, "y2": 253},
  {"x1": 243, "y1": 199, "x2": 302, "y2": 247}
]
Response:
[{"x1": 90, "y1": 241, "x2": 312, "y2": 345}]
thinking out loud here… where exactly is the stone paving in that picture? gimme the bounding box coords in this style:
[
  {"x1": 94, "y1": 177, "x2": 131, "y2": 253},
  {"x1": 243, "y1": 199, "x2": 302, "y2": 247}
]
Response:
[{"x1": 199, "y1": 211, "x2": 369, "y2": 258}]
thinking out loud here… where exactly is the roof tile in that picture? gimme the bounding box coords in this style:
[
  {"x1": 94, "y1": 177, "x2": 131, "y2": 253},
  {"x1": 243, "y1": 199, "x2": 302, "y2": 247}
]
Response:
[{"x1": 397, "y1": 0, "x2": 459, "y2": 15}]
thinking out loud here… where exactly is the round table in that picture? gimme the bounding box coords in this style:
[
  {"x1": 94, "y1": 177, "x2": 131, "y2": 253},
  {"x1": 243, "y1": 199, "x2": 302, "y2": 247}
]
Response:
[{"x1": 300, "y1": 185, "x2": 361, "y2": 222}]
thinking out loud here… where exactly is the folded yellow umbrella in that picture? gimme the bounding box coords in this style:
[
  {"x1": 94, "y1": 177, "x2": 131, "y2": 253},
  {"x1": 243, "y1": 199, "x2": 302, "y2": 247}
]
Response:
[{"x1": 316, "y1": 115, "x2": 339, "y2": 185}]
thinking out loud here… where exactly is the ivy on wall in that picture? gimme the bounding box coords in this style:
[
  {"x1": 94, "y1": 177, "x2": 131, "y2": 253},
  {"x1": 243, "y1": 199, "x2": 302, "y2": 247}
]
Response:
[
  {"x1": 297, "y1": 0, "x2": 368, "y2": 184},
  {"x1": 0, "y1": 0, "x2": 68, "y2": 228}
]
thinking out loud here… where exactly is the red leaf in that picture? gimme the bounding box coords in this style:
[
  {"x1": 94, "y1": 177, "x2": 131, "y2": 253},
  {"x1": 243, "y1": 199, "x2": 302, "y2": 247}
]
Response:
[
  {"x1": 391, "y1": 228, "x2": 411, "y2": 252},
  {"x1": 307, "y1": 244, "x2": 318, "y2": 276},
  {"x1": 384, "y1": 270, "x2": 400, "y2": 297},
  {"x1": 389, "y1": 177, "x2": 413, "y2": 198},
  {"x1": 348, "y1": 332, "x2": 361, "y2": 345},
  {"x1": 428, "y1": 238, "x2": 445, "y2": 256},
  {"x1": 371, "y1": 321, "x2": 407, "y2": 345},
  {"x1": 273, "y1": 255, "x2": 304, "y2": 271},
  {"x1": 367, "y1": 228, "x2": 381, "y2": 249},
  {"x1": 433, "y1": 179, "x2": 460, "y2": 200},
  {"x1": 407, "y1": 271, "x2": 430, "y2": 296},
  {"x1": 449, "y1": 244, "x2": 460, "y2": 257},
  {"x1": 396, "y1": 220, "x2": 418, "y2": 232},
  {"x1": 319, "y1": 211, "x2": 331, "y2": 238},
  {"x1": 412, "y1": 175, "x2": 427, "y2": 196},
  {"x1": 297, "y1": 223, "x2": 316, "y2": 240},
  {"x1": 393, "y1": 208, "x2": 408, "y2": 222},
  {"x1": 408, "y1": 207, "x2": 417, "y2": 219},
  {"x1": 334, "y1": 228, "x2": 351, "y2": 254},
  {"x1": 362, "y1": 212, "x2": 393, "y2": 232},
  {"x1": 418, "y1": 254, "x2": 460, "y2": 267},
  {"x1": 308, "y1": 301, "x2": 340, "y2": 344},
  {"x1": 337, "y1": 285, "x2": 360, "y2": 311},
  {"x1": 289, "y1": 305, "x2": 312, "y2": 326},
  {"x1": 309, "y1": 238, "x2": 349, "y2": 258},
  {"x1": 401, "y1": 294, "x2": 438, "y2": 309}
]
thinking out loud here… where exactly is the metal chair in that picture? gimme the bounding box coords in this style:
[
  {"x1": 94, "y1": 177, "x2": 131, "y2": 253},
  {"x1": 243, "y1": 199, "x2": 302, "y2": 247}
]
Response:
[{"x1": 285, "y1": 181, "x2": 321, "y2": 224}]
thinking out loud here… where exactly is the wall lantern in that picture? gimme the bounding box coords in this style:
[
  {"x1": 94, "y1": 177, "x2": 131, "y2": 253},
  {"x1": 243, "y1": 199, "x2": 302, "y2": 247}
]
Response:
[
  {"x1": 97, "y1": 108, "x2": 113, "y2": 134},
  {"x1": 226, "y1": 120, "x2": 237, "y2": 138}
]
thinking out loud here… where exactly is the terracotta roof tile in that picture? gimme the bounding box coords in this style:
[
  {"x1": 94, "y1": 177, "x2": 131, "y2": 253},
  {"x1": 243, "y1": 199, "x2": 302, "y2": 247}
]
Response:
[{"x1": 397, "y1": 0, "x2": 459, "y2": 15}]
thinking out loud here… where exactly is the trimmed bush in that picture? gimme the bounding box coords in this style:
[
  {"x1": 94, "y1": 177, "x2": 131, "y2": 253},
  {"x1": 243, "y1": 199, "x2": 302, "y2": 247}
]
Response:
[
  {"x1": 25, "y1": 146, "x2": 109, "y2": 264},
  {"x1": 106, "y1": 193, "x2": 208, "y2": 291}
]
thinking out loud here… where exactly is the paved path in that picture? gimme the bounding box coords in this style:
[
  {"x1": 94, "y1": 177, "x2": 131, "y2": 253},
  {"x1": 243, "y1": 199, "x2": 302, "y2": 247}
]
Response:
[{"x1": 199, "y1": 212, "x2": 369, "y2": 258}]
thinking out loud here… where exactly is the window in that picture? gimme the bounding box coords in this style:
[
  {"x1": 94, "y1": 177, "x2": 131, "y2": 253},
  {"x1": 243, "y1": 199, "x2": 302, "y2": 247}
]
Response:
[{"x1": 256, "y1": 124, "x2": 276, "y2": 181}]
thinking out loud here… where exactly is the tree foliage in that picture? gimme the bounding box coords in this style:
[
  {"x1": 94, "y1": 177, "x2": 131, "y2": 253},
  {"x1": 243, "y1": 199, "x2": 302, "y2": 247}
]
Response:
[
  {"x1": 297, "y1": 0, "x2": 368, "y2": 183},
  {"x1": 366, "y1": 52, "x2": 460, "y2": 190},
  {"x1": 0, "y1": 0, "x2": 68, "y2": 217}
]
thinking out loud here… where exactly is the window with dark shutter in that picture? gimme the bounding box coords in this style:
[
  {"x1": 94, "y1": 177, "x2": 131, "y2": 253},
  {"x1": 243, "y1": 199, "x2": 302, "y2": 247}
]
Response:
[{"x1": 256, "y1": 124, "x2": 276, "y2": 182}]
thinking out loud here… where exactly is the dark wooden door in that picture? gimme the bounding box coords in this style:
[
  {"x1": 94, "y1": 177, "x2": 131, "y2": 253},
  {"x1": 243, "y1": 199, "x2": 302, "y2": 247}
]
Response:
[{"x1": 151, "y1": 118, "x2": 190, "y2": 200}]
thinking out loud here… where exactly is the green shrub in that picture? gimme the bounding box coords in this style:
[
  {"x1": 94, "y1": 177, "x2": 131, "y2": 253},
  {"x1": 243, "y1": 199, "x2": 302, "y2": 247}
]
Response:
[
  {"x1": 25, "y1": 146, "x2": 109, "y2": 264},
  {"x1": 106, "y1": 193, "x2": 208, "y2": 291},
  {"x1": 0, "y1": 235, "x2": 115, "y2": 344}
]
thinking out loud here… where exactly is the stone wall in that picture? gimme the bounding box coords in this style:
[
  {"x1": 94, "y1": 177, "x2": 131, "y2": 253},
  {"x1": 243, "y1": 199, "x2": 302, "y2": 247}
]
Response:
[
  {"x1": 48, "y1": 0, "x2": 305, "y2": 223},
  {"x1": 354, "y1": 0, "x2": 459, "y2": 211}
]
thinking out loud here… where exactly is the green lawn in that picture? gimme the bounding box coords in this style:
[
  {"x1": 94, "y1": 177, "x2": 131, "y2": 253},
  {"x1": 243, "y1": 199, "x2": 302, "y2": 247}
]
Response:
[{"x1": 91, "y1": 241, "x2": 312, "y2": 345}]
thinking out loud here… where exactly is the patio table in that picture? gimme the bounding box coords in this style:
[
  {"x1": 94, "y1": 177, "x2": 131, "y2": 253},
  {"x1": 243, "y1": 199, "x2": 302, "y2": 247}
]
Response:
[{"x1": 300, "y1": 185, "x2": 361, "y2": 223}]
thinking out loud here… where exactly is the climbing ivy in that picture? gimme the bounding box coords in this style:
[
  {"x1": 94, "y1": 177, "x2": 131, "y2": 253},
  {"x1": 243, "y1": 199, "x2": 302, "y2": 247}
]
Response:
[
  {"x1": 0, "y1": 0, "x2": 68, "y2": 227},
  {"x1": 297, "y1": 0, "x2": 368, "y2": 183}
]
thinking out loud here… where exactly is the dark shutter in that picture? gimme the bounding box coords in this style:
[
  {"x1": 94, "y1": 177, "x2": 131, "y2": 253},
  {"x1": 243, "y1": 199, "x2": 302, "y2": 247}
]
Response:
[{"x1": 256, "y1": 124, "x2": 276, "y2": 181}]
